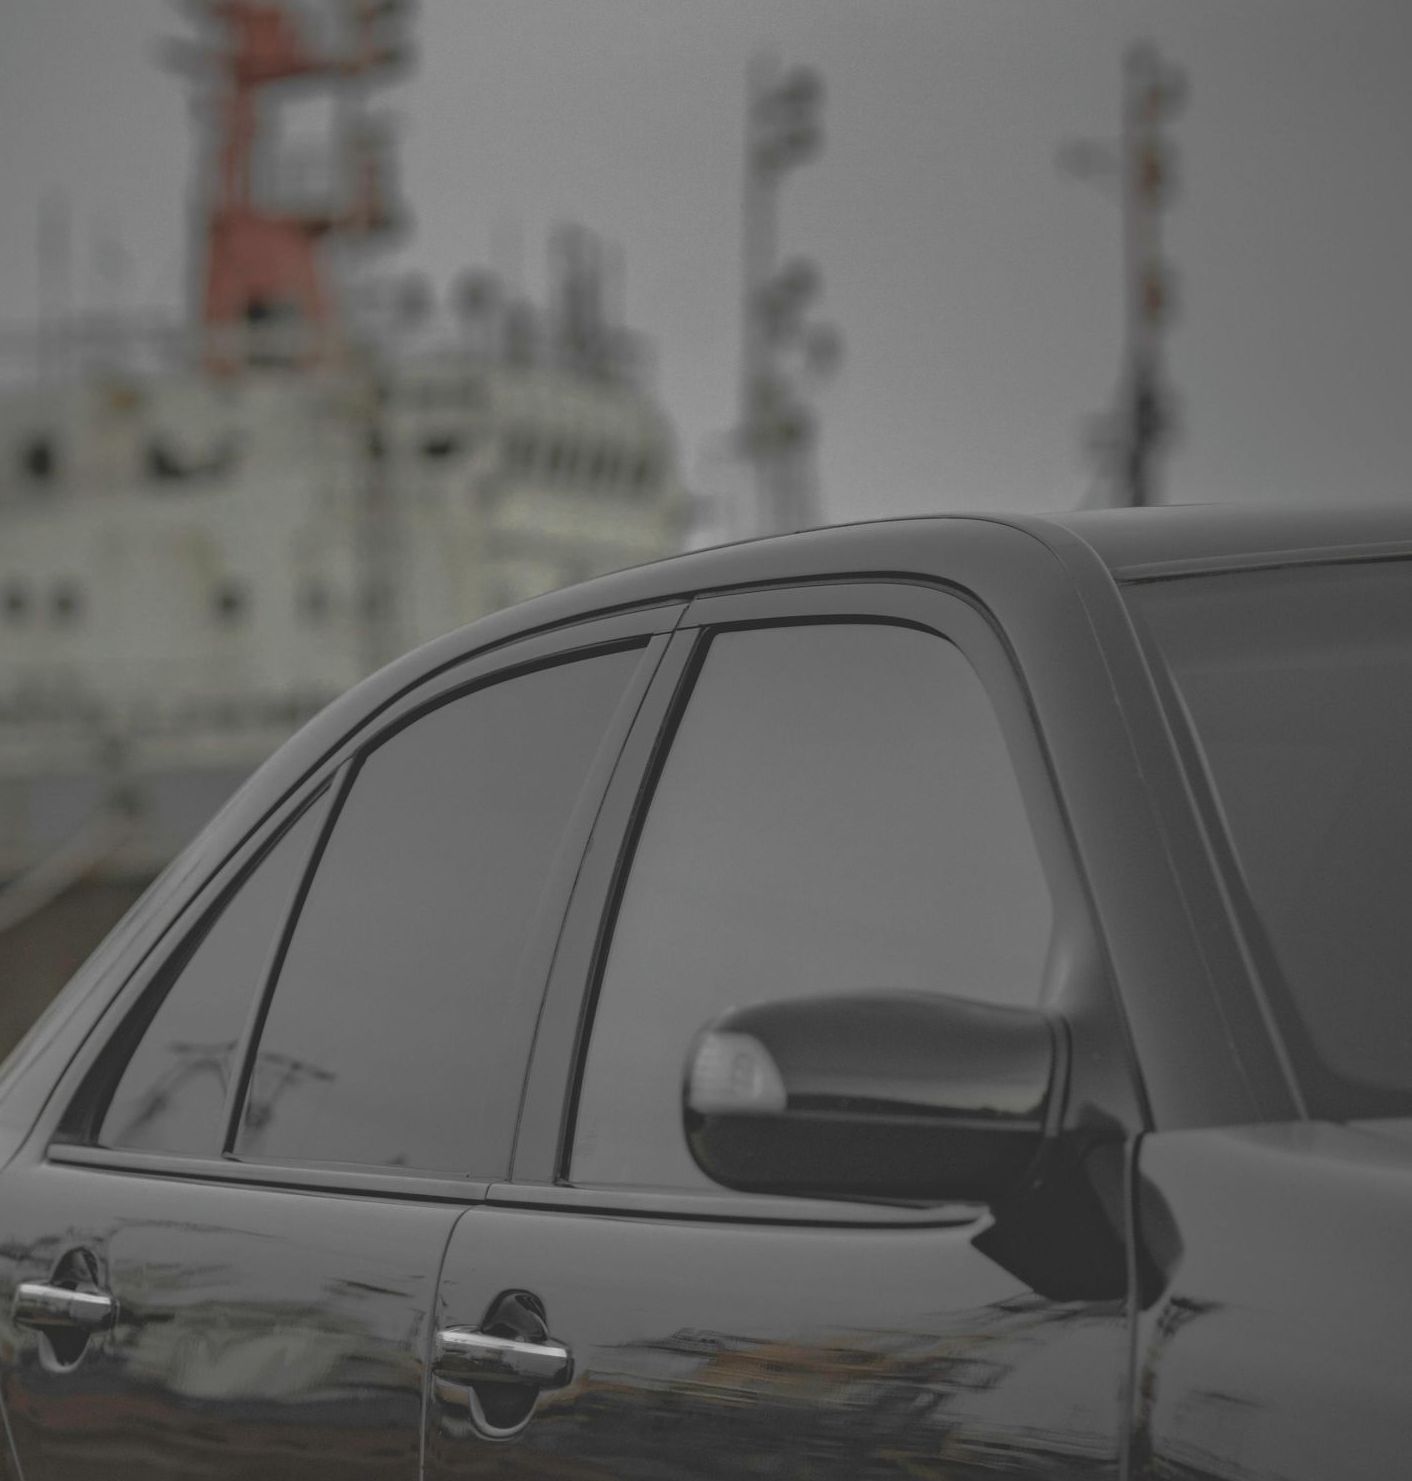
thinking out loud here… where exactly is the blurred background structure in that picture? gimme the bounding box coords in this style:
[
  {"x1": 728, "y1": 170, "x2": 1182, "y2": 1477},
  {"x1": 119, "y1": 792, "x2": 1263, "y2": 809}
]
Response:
[
  {"x1": 0, "y1": 0, "x2": 690, "y2": 1051},
  {"x1": 1061, "y1": 42, "x2": 1187, "y2": 509},
  {"x1": 4, "y1": 0, "x2": 1412, "y2": 1051},
  {"x1": 735, "y1": 55, "x2": 843, "y2": 537}
]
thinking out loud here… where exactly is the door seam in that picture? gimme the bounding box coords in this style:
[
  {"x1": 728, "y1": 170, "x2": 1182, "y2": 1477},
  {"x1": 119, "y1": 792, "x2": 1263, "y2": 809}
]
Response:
[{"x1": 420, "y1": 1204, "x2": 476, "y2": 1481}]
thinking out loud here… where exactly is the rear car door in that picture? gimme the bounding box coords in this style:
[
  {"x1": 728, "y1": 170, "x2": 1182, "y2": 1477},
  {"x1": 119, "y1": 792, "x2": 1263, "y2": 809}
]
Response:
[
  {"x1": 0, "y1": 614, "x2": 674, "y2": 1480},
  {"x1": 427, "y1": 582, "x2": 1147, "y2": 1479}
]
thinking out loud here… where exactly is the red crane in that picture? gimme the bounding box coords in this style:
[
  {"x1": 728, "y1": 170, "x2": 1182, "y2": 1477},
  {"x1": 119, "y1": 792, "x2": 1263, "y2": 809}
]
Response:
[{"x1": 167, "y1": 1, "x2": 409, "y2": 369}]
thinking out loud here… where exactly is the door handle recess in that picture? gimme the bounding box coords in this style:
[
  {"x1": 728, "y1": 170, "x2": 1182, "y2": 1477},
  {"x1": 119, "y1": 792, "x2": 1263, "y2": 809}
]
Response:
[
  {"x1": 433, "y1": 1329, "x2": 573, "y2": 1390},
  {"x1": 14, "y1": 1281, "x2": 116, "y2": 1333}
]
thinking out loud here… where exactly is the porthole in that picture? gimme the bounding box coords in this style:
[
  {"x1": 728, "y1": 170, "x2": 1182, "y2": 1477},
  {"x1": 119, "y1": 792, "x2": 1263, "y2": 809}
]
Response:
[
  {"x1": 213, "y1": 580, "x2": 248, "y2": 624},
  {"x1": 630, "y1": 455, "x2": 656, "y2": 494},
  {"x1": 299, "y1": 580, "x2": 331, "y2": 623},
  {"x1": 51, "y1": 582, "x2": 82, "y2": 624},
  {"x1": 420, "y1": 434, "x2": 462, "y2": 462},
  {"x1": 17, "y1": 435, "x2": 58, "y2": 486}
]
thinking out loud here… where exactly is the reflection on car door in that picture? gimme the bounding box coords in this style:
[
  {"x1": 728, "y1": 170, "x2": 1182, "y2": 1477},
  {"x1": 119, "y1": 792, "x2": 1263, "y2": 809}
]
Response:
[
  {"x1": 427, "y1": 597, "x2": 1140, "y2": 1479},
  {"x1": 0, "y1": 640, "x2": 655, "y2": 1480}
]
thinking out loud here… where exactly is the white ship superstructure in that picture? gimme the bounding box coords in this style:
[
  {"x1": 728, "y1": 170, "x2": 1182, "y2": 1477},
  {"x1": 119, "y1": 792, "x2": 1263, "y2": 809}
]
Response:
[
  {"x1": 0, "y1": 1, "x2": 688, "y2": 1036},
  {"x1": 0, "y1": 327, "x2": 686, "y2": 877}
]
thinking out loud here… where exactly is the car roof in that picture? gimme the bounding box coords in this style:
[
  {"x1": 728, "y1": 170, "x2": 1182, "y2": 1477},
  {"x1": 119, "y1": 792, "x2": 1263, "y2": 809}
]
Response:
[
  {"x1": 200, "y1": 499, "x2": 1412, "y2": 892},
  {"x1": 398, "y1": 501, "x2": 1412, "y2": 656},
  {"x1": 1026, "y1": 501, "x2": 1412, "y2": 573},
  {"x1": 547, "y1": 501, "x2": 1412, "y2": 614}
]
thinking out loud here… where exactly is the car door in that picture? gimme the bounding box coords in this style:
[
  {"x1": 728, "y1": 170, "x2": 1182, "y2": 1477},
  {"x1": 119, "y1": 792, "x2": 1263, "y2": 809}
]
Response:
[
  {"x1": 0, "y1": 613, "x2": 676, "y2": 1481},
  {"x1": 426, "y1": 582, "x2": 1147, "y2": 1480}
]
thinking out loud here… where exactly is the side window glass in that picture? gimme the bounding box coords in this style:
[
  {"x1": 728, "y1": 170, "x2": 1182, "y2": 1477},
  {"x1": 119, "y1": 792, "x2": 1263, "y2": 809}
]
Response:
[
  {"x1": 236, "y1": 646, "x2": 640, "y2": 1176},
  {"x1": 571, "y1": 622, "x2": 1053, "y2": 1191},
  {"x1": 97, "y1": 790, "x2": 330, "y2": 1157}
]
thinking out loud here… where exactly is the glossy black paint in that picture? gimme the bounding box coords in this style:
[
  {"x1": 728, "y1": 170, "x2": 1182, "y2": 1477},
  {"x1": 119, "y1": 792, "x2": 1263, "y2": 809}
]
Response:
[
  {"x1": 1132, "y1": 1124, "x2": 1412, "y2": 1479},
  {"x1": 0, "y1": 1158, "x2": 457, "y2": 1479},
  {"x1": 430, "y1": 1193, "x2": 1131, "y2": 1481},
  {"x1": 0, "y1": 507, "x2": 1408, "y2": 1479}
]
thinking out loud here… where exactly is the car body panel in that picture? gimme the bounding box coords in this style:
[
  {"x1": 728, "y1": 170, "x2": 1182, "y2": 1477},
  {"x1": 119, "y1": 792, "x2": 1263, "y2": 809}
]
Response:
[
  {"x1": 1133, "y1": 1122, "x2": 1412, "y2": 1480},
  {"x1": 1036, "y1": 503, "x2": 1412, "y2": 576},
  {"x1": 429, "y1": 1197, "x2": 1130, "y2": 1481},
  {"x1": 0, "y1": 1158, "x2": 457, "y2": 1480}
]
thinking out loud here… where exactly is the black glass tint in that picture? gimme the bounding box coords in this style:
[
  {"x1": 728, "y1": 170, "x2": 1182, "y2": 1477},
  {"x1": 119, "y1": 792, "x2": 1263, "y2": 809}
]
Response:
[
  {"x1": 237, "y1": 646, "x2": 640, "y2": 1175},
  {"x1": 572, "y1": 623, "x2": 1053, "y2": 1190},
  {"x1": 98, "y1": 791, "x2": 330, "y2": 1156},
  {"x1": 1128, "y1": 561, "x2": 1412, "y2": 1119}
]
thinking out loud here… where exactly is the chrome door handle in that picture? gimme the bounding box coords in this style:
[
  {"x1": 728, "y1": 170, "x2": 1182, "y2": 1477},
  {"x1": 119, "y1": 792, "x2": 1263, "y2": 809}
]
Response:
[
  {"x1": 433, "y1": 1328, "x2": 573, "y2": 1389},
  {"x1": 14, "y1": 1281, "x2": 116, "y2": 1333}
]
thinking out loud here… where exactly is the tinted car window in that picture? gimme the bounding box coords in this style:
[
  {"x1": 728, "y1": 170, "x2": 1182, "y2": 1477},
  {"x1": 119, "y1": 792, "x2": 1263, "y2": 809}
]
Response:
[
  {"x1": 98, "y1": 790, "x2": 330, "y2": 1156},
  {"x1": 571, "y1": 622, "x2": 1053, "y2": 1190},
  {"x1": 1128, "y1": 560, "x2": 1412, "y2": 1119},
  {"x1": 237, "y1": 646, "x2": 640, "y2": 1175}
]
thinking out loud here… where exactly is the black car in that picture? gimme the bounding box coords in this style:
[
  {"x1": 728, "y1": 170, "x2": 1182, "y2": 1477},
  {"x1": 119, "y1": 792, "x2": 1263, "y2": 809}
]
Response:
[{"x1": 0, "y1": 505, "x2": 1409, "y2": 1480}]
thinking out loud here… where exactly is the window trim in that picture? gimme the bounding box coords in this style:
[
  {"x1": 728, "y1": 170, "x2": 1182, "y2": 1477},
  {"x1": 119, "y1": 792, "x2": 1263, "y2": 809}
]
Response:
[
  {"x1": 54, "y1": 779, "x2": 338, "y2": 1151},
  {"x1": 218, "y1": 760, "x2": 354, "y2": 1155},
  {"x1": 510, "y1": 580, "x2": 1137, "y2": 1225},
  {"x1": 38, "y1": 606, "x2": 685, "y2": 1198},
  {"x1": 47, "y1": 1143, "x2": 493, "y2": 1205},
  {"x1": 484, "y1": 1179, "x2": 983, "y2": 1229}
]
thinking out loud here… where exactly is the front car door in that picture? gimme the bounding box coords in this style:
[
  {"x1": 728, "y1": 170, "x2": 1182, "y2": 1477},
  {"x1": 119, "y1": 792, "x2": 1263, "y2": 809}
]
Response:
[
  {"x1": 0, "y1": 608, "x2": 678, "y2": 1480},
  {"x1": 427, "y1": 573, "x2": 1150, "y2": 1479}
]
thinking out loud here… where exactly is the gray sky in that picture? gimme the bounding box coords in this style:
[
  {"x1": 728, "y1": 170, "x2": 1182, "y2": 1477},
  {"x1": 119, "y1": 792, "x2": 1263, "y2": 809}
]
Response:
[{"x1": 3, "y1": 1, "x2": 1411, "y2": 521}]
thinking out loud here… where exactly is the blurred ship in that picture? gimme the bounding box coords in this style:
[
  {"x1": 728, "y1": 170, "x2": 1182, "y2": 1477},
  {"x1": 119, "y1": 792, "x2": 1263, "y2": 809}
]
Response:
[{"x1": 0, "y1": 0, "x2": 689, "y2": 1045}]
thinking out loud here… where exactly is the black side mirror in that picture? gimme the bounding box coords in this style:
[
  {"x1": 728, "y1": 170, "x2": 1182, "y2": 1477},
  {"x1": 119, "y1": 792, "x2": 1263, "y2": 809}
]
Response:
[{"x1": 683, "y1": 991, "x2": 1064, "y2": 1204}]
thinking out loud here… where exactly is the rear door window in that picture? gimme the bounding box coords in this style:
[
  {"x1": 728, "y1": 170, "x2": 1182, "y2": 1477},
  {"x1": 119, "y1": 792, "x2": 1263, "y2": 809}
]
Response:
[
  {"x1": 235, "y1": 646, "x2": 642, "y2": 1175},
  {"x1": 97, "y1": 790, "x2": 331, "y2": 1156}
]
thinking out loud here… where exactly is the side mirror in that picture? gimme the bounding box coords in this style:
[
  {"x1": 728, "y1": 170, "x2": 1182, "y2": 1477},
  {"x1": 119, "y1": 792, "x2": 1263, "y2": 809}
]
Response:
[{"x1": 683, "y1": 992, "x2": 1064, "y2": 1204}]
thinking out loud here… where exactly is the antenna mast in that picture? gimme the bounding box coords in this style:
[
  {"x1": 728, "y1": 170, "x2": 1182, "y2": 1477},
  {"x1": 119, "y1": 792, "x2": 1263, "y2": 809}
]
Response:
[
  {"x1": 1061, "y1": 42, "x2": 1187, "y2": 507},
  {"x1": 737, "y1": 55, "x2": 842, "y2": 536}
]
